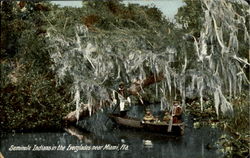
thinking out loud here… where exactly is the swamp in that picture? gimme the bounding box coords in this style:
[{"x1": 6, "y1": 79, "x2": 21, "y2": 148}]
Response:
[{"x1": 0, "y1": 0, "x2": 249, "y2": 158}]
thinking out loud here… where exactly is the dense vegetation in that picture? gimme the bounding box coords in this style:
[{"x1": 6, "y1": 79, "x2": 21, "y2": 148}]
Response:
[
  {"x1": 0, "y1": 1, "x2": 249, "y2": 156},
  {"x1": 0, "y1": 0, "x2": 178, "y2": 131},
  {"x1": 0, "y1": 2, "x2": 73, "y2": 131}
]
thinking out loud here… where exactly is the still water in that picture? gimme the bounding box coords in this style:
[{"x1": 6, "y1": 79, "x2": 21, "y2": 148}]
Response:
[{"x1": 0, "y1": 105, "x2": 223, "y2": 158}]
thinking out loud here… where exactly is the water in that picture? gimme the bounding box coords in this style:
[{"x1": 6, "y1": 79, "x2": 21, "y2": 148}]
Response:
[
  {"x1": 0, "y1": 127, "x2": 222, "y2": 158},
  {"x1": 0, "y1": 105, "x2": 224, "y2": 158},
  {"x1": 1, "y1": 1, "x2": 248, "y2": 157}
]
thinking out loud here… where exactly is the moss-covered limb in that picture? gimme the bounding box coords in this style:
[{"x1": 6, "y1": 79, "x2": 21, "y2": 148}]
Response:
[
  {"x1": 128, "y1": 72, "x2": 164, "y2": 96},
  {"x1": 63, "y1": 104, "x2": 90, "y2": 124},
  {"x1": 63, "y1": 73, "x2": 164, "y2": 124},
  {"x1": 0, "y1": 1, "x2": 173, "y2": 131}
]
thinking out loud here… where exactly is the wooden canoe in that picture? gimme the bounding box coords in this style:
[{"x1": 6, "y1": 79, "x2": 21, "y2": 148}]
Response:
[{"x1": 108, "y1": 114, "x2": 184, "y2": 136}]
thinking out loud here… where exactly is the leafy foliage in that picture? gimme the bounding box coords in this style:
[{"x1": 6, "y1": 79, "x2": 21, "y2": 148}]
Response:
[
  {"x1": 0, "y1": 2, "x2": 72, "y2": 131},
  {"x1": 0, "y1": 0, "x2": 176, "y2": 131},
  {"x1": 0, "y1": 0, "x2": 249, "y2": 134},
  {"x1": 175, "y1": 0, "x2": 204, "y2": 37}
]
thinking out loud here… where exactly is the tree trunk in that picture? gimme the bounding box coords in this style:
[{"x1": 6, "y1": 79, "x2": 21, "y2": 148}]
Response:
[{"x1": 127, "y1": 72, "x2": 164, "y2": 96}]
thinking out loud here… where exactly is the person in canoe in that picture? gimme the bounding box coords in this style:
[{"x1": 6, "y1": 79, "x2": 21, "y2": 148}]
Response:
[
  {"x1": 143, "y1": 109, "x2": 155, "y2": 123},
  {"x1": 118, "y1": 82, "x2": 126, "y2": 97},
  {"x1": 118, "y1": 82, "x2": 131, "y2": 117},
  {"x1": 172, "y1": 101, "x2": 183, "y2": 123},
  {"x1": 162, "y1": 111, "x2": 171, "y2": 122}
]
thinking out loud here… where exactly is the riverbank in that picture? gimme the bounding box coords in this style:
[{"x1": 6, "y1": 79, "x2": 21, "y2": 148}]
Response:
[
  {"x1": 0, "y1": 82, "x2": 72, "y2": 132},
  {"x1": 1, "y1": 103, "x2": 225, "y2": 158},
  {"x1": 1, "y1": 93, "x2": 249, "y2": 157},
  {"x1": 185, "y1": 92, "x2": 250, "y2": 158}
]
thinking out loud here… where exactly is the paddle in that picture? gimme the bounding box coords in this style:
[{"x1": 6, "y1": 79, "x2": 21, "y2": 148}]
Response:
[{"x1": 168, "y1": 104, "x2": 175, "y2": 132}]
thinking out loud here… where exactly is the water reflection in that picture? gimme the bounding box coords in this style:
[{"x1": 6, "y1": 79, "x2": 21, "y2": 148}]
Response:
[
  {"x1": 0, "y1": 126, "x2": 222, "y2": 158},
  {"x1": 143, "y1": 140, "x2": 153, "y2": 148},
  {"x1": 0, "y1": 105, "x2": 223, "y2": 158}
]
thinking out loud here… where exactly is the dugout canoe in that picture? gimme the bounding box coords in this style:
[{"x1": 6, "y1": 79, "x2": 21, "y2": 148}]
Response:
[{"x1": 108, "y1": 114, "x2": 184, "y2": 135}]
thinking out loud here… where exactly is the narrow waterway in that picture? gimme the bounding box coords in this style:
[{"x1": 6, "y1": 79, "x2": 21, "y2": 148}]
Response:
[{"x1": 0, "y1": 105, "x2": 223, "y2": 158}]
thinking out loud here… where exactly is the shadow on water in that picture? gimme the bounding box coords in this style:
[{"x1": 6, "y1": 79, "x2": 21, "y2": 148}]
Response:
[{"x1": 0, "y1": 104, "x2": 223, "y2": 158}]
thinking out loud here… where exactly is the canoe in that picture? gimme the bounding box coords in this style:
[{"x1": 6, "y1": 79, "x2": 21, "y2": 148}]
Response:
[{"x1": 108, "y1": 114, "x2": 184, "y2": 136}]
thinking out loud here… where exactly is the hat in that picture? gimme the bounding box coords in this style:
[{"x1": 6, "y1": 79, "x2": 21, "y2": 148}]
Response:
[
  {"x1": 119, "y1": 82, "x2": 125, "y2": 86},
  {"x1": 173, "y1": 101, "x2": 180, "y2": 106}
]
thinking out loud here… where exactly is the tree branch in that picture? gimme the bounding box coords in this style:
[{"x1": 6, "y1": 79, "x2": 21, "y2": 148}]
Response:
[{"x1": 63, "y1": 73, "x2": 165, "y2": 124}]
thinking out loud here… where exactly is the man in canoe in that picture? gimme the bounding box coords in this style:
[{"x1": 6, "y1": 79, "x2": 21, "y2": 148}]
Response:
[
  {"x1": 143, "y1": 109, "x2": 155, "y2": 123},
  {"x1": 172, "y1": 101, "x2": 182, "y2": 123},
  {"x1": 118, "y1": 82, "x2": 131, "y2": 117},
  {"x1": 163, "y1": 111, "x2": 171, "y2": 122},
  {"x1": 118, "y1": 82, "x2": 126, "y2": 97}
]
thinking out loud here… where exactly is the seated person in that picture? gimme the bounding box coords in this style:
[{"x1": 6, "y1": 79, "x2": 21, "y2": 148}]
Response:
[
  {"x1": 162, "y1": 111, "x2": 171, "y2": 122},
  {"x1": 172, "y1": 101, "x2": 183, "y2": 123},
  {"x1": 143, "y1": 109, "x2": 155, "y2": 123}
]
